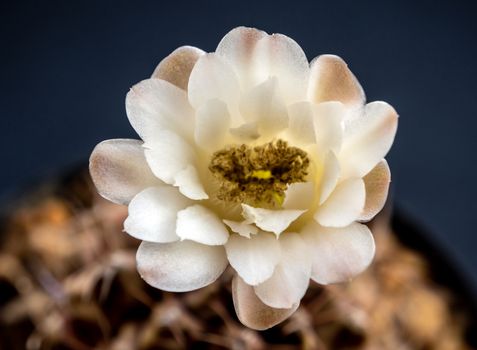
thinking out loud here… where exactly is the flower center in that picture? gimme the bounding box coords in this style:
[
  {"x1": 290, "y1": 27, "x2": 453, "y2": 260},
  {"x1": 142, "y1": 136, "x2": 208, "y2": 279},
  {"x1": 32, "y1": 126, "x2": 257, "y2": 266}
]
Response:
[{"x1": 208, "y1": 139, "x2": 310, "y2": 207}]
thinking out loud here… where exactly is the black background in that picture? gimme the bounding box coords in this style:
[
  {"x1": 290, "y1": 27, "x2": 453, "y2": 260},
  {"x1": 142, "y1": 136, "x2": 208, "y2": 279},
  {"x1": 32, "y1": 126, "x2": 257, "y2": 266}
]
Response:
[{"x1": 1, "y1": 1, "x2": 477, "y2": 292}]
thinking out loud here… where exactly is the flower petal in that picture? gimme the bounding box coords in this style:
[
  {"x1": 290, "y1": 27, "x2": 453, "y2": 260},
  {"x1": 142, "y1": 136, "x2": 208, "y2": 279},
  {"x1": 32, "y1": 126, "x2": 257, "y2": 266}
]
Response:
[
  {"x1": 89, "y1": 139, "x2": 162, "y2": 205},
  {"x1": 339, "y1": 101, "x2": 398, "y2": 178},
  {"x1": 286, "y1": 102, "x2": 316, "y2": 146},
  {"x1": 252, "y1": 33, "x2": 310, "y2": 104},
  {"x1": 137, "y1": 240, "x2": 228, "y2": 292},
  {"x1": 232, "y1": 274, "x2": 298, "y2": 330},
  {"x1": 126, "y1": 79, "x2": 194, "y2": 141},
  {"x1": 151, "y1": 46, "x2": 205, "y2": 90},
  {"x1": 308, "y1": 54, "x2": 365, "y2": 109},
  {"x1": 223, "y1": 219, "x2": 258, "y2": 239},
  {"x1": 239, "y1": 77, "x2": 288, "y2": 137},
  {"x1": 359, "y1": 160, "x2": 391, "y2": 222},
  {"x1": 176, "y1": 205, "x2": 229, "y2": 245},
  {"x1": 241, "y1": 204, "x2": 306, "y2": 237},
  {"x1": 188, "y1": 53, "x2": 241, "y2": 121},
  {"x1": 301, "y1": 221, "x2": 375, "y2": 284},
  {"x1": 173, "y1": 165, "x2": 208, "y2": 200},
  {"x1": 314, "y1": 178, "x2": 365, "y2": 227},
  {"x1": 144, "y1": 130, "x2": 195, "y2": 184},
  {"x1": 229, "y1": 121, "x2": 260, "y2": 141},
  {"x1": 216, "y1": 26, "x2": 267, "y2": 90},
  {"x1": 124, "y1": 187, "x2": 191, "y2": 243},
  {"x1": 194, "y1": 99, "x2": 230, "y2": 150},
  {"x1": 318, "y1": 151, "x2": 340, "y2": 205},
  {"x1": 225, "y1": 232, "x2": 281, "y2": 285},
  {"x1": 283, "y1": 182, "x2": 314, "y2": 210},
  {"x1": 313, "y1": 101, "x2": 345, "y2": 154},
  {"x1": 254, "y1": 233, "x2": 311, "y2": 309}
]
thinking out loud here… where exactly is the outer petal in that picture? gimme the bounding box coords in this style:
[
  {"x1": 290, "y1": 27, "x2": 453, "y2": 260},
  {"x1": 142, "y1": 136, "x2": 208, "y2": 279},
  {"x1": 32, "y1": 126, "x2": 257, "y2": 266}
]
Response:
[
  {"x1": 239, "y1": 77, "x2": 288, "y2": 137},
  {"x1": 126, "y1": 79, "x2": 194, "y2": 141},
  {"x1": 241, "y1": 204, "x2": 306, "y2": 237},
  {"x1": 359, "y1": 160, "x2": 391, "y2": 221},
  {"x1": 176, "y1": 205, "x2": 229, "y2": 245},
  {"x1": 252, "y1": 33, "x2": 310, "y2": 104},
  {"x1": 194, "y1": 99, "x2": 230, "y2": 150},
  {"x1": 216, "y1": 26, "x2": 267, "y2": 90},
  {"x1": 232, "y1": 274, "x2": 298, "y2": 330},
  {"x1": 151, "y1": 46, "x2": 205, "y2": 90},
  {"x1": 124, "y1": 187, "x2": 191, "y2": 243},
  {"x1": 301, "y1": 221, "x2": 375, "y2": 284},
  {"x1": 225, "y1": 232, "x2": 281, "y2": 285},
  {"x1": 339, "y1": 101, "x2": 398, "y2": 178},
  {"x1": 89, "y1": 139, "x2": 161, "y2": 205},
  {"x1": 188, "y1": 53, "x2": 241, "y2": 122},
  {"x1": 313, "y1": 101, "x2": 345, "y2": 155},
  {"x1": 254, "y1": 233, "x2": 311, "y2": 309},
  {"x1": 144, "y1": 130, "x2": 195, "y2": 184},
  {"x1": 308, "y1": 54, "x2": 365, "y2": 109},
  {"x1": 314, "y1": 178, "x2": 365, "y2": 227},
  {"x1": 286, "y1": 102, "x2": 316, "y2": 146},
  {"x1": 137, "y1": 241, "x2": 228, "y2": 292}
]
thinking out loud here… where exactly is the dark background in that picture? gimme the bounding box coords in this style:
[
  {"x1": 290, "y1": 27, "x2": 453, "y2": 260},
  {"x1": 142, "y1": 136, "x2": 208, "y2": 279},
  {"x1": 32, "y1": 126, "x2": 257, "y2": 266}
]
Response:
[{"x1": 1, "y1": 1, "x2": 476, "y2": 291}]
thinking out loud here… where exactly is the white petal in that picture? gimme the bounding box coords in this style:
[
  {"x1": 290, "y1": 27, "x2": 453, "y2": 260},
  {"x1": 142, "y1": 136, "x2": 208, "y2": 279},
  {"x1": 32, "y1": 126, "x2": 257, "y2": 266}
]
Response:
[
  {"x1": 124, "y1": 187, "x2": 191, "y2": 243},
  {"x1": 173, "y1": 165, "x2": 208, "y2": 200},
  {"x1": 232, "y1": 274, "x2": 298, "y2": 330},
  {"x1": 283, "y1": 182, "x2": 314, "y2": 210},
  {"x1": 313, "y1": 101, "x2": 345, "y2": 154},
  {"x1": 144, "y1": 130, "x2": 195, "y2": 184},
  {"x1": 194, "y1": 99, "x2": 230, "y2": 150},
  {"x1": 318, "y1": 151, "x2": 340, "y2": 205},
  {"x1": 252, "y1": 34, "x2": 310, "y2": 104},
  {"x1": 254, "y1": 233, "x2": 311, "y2": 309},
  {"x1": 126, "y1": 79, "x2": 194, "y2": 141},
  {"x1": 339, "y1": 101, "x2": 398, "y2": 178},
  {"x1": 216, "y1": 26, "x2": 267, "y2": 90},
  {"x1": 137, "y1": 240, "x2": 228, "y2": 292},
  {"x1": 239, "y1": 77, "x2": 288, "y2": 137},
  {"x1": 359, "y1": 160, "x2": 391, "y2": 222},
  {"x1": 229, "y1": 121, "x2": 260, "y2": 141},
  {"x1": 176, "y1": 205, "x2": 229, "y2": 245},
  {"x1": 225, "y1": 232, "x2": 281, "y2": 285},
  {"x1": 151, "y1": 46, "x2": 205, "y2": 90},
  {"x1": 89, "y1": 139, "x2": 162, "y2": 205},
  {"x1": 301, "y1": 221, "x2": 375, "y2": 284},
  {"x1": 242, "y1": 204, "x2": 306, "y2": 237},
  {"x1": 308, "y1": 54, "x2": 365, "y2": 109},
  {"x1": 286, "y1": 102, "x2": 316, "y2": 146},
  {"x1": 314, "y1": 178, "x2": 365, "y2": 227},
  {"x1": 223, "y1": 219, "x2": 258, "y2": 238},
  {"x1": 188, "y1": 53, "x2": 241, "y2": 122}
]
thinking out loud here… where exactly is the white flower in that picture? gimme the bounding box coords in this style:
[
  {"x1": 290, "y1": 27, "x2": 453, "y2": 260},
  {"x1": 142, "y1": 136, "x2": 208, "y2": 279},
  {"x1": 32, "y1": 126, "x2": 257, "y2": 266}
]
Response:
[{"x1": 90, "y1": 27, "x2": 398, "y2": 330}]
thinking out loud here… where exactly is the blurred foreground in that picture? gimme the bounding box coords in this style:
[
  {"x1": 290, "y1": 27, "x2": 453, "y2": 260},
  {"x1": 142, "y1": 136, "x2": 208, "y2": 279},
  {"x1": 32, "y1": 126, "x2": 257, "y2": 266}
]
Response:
[{"x1": 0, "y1": 167, "x2": 474, "y2": 349}]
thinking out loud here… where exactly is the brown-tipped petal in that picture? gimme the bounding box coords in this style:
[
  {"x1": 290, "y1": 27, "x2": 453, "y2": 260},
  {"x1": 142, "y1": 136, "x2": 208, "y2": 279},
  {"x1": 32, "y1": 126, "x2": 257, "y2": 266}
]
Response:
[
  {"x1": 308, "y1": 55, "x2": 365, "y2": 109},
  {"x1": 216, "y1": 26, "x2": 267, "y2": 89},
  {"x1": 232, "y1": 274, "x2": 299, "y2": 330},
  {"x1": 137, "y1": 241, "x2": 228, "y2": 292},
  {"x1": 89, "y1": 139, "x2": 162, "y2": 205},
  {"x1": 151, "y1": 46, "x2": 205, "y2": 90},
  {"x1": 359, "y1": 159, "x2": 391, "y2": 222}
]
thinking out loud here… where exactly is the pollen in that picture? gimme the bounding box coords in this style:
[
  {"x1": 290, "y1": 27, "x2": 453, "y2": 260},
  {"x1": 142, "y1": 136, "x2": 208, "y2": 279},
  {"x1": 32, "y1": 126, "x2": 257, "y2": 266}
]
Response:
[{"x1": 208, "y1": 139, "x2": 310, "y2": 207}]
